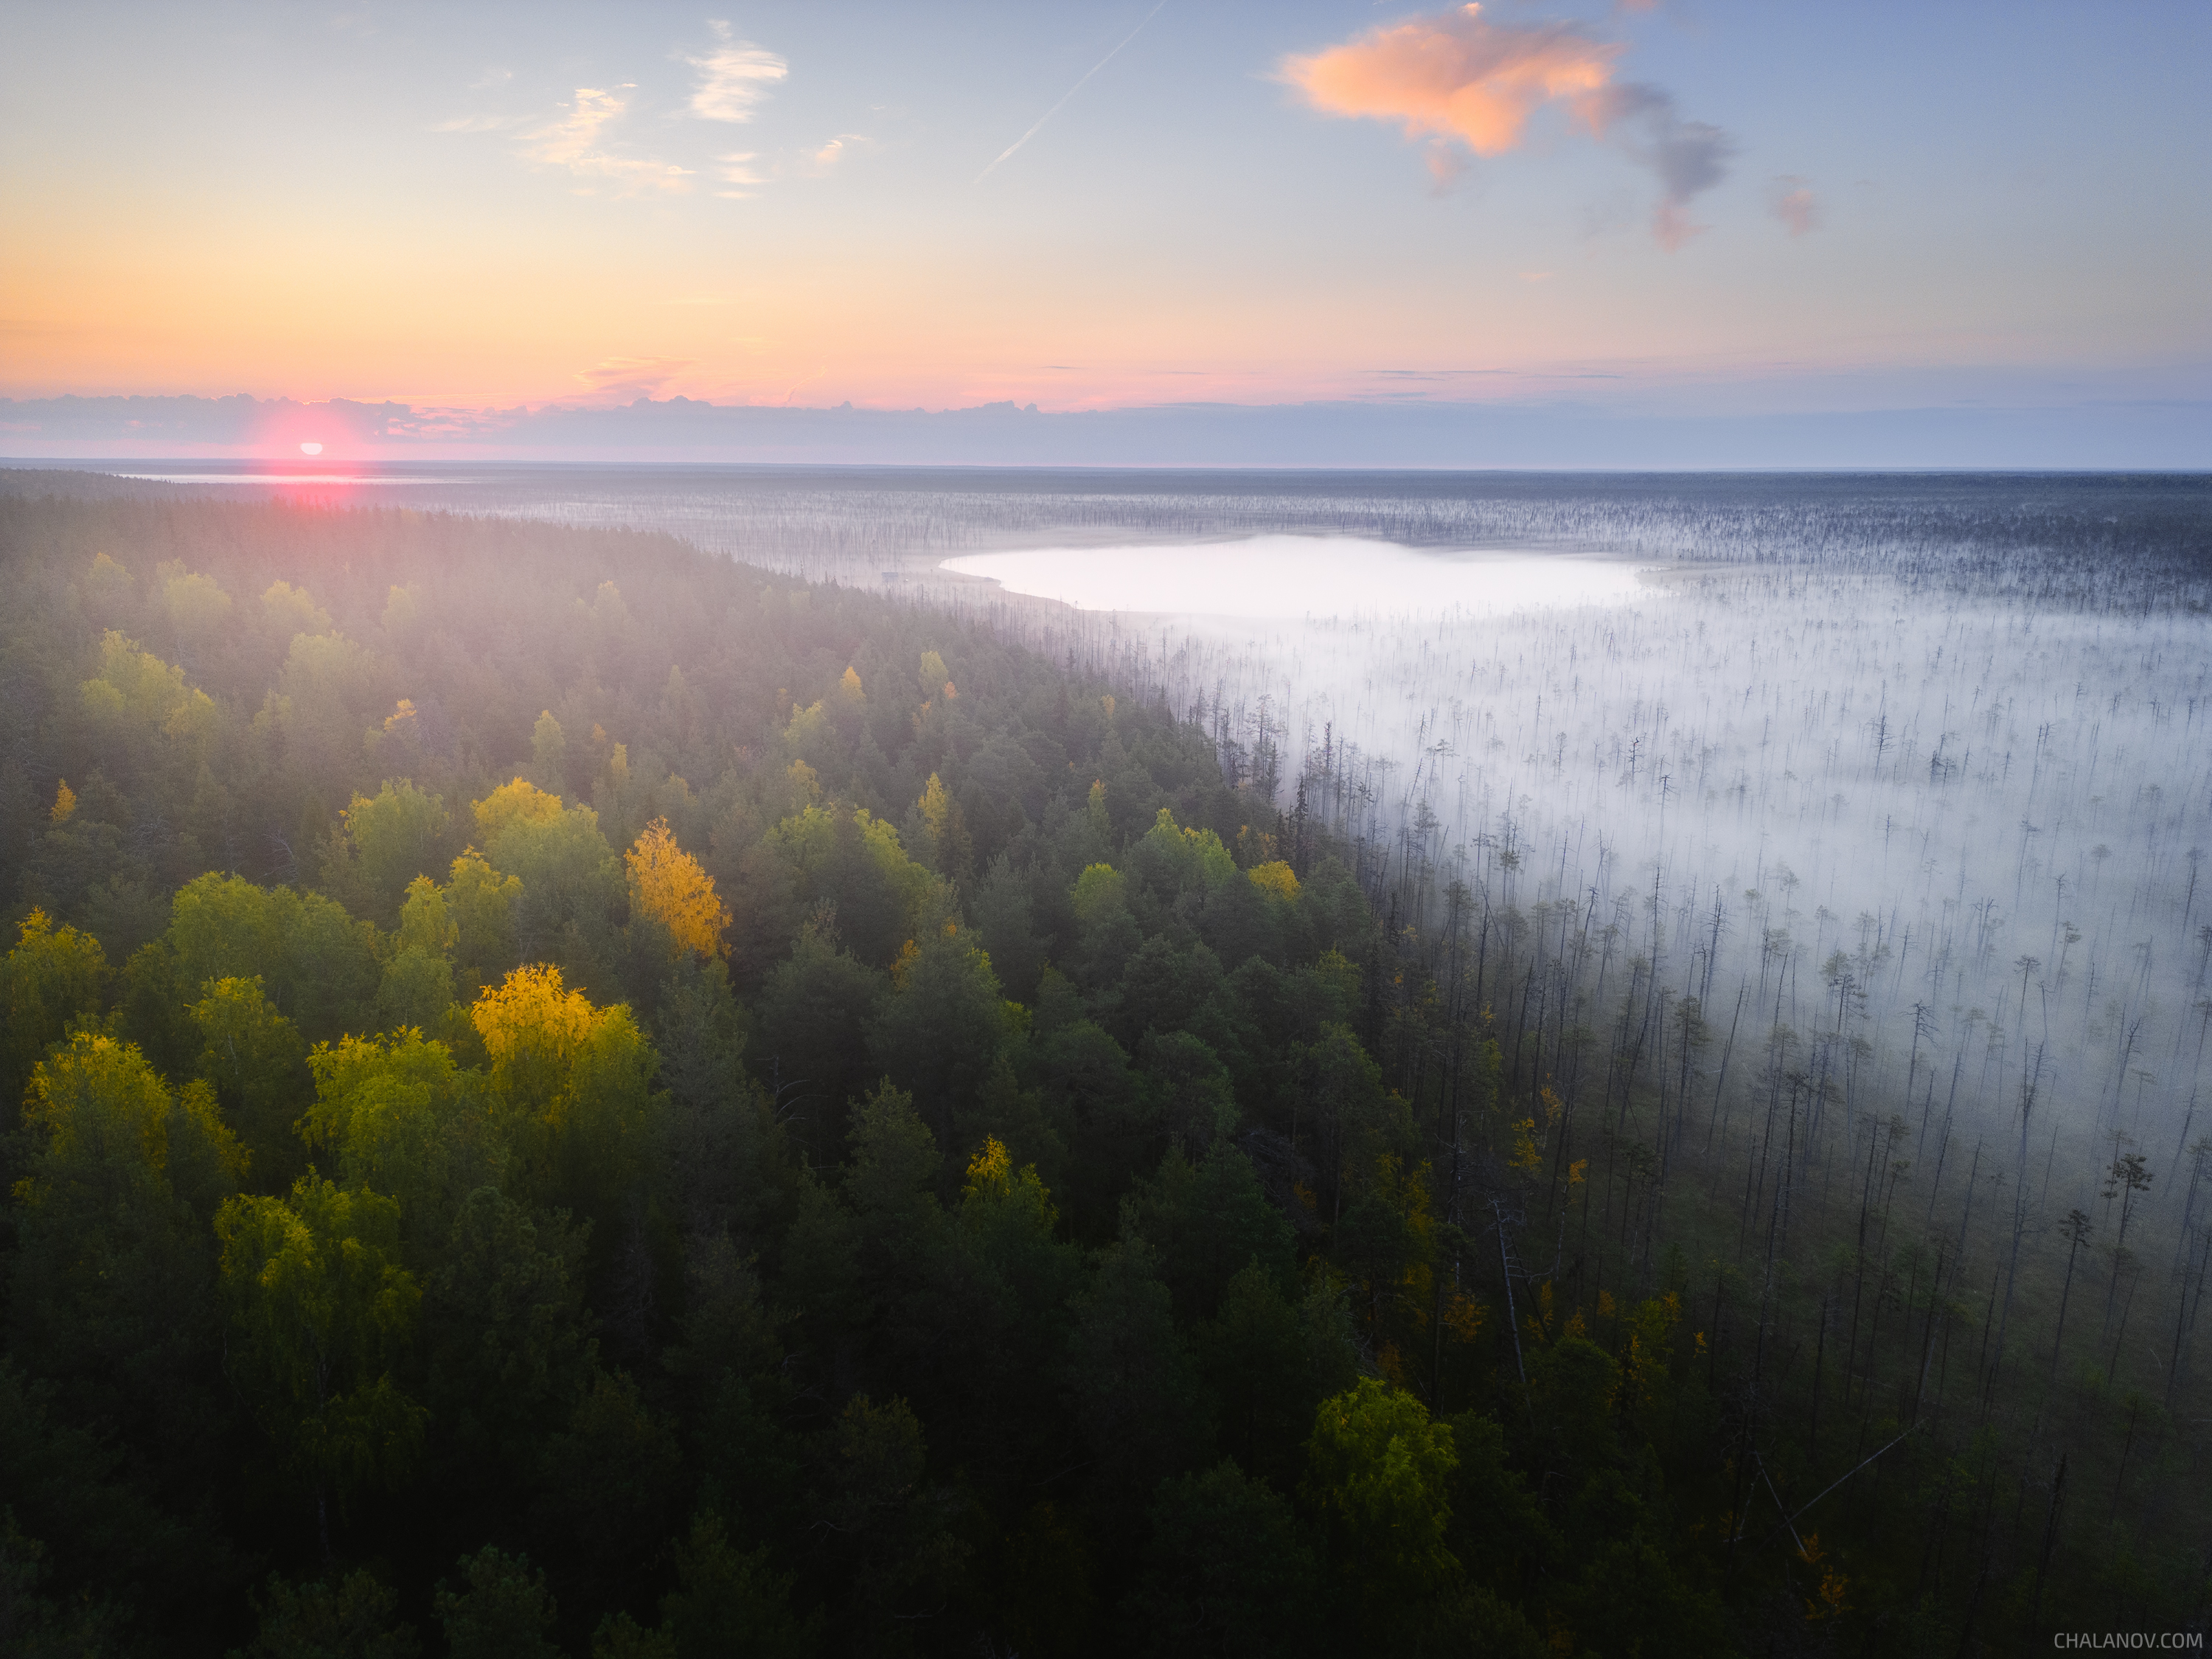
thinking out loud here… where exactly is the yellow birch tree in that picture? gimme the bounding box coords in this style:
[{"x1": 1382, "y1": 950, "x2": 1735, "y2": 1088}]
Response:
[{"x1": 625, "y1": 816, "x2": 730, "y2": 959}]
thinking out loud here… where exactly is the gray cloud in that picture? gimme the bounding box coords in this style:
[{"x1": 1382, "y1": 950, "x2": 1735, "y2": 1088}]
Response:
[{"x1": 1580, "y1": 82, "x2": 1736, "y2": 248}]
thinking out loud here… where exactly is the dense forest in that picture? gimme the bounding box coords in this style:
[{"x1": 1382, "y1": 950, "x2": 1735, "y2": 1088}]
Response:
[{"x1": 0, "y1": 482, "x2": 2203, "y2": 1656}]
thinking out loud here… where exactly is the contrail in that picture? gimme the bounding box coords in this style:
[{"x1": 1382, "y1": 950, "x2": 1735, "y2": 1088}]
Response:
[{"x1": 974, "y1": 0, "x2": 1167, "y2": 184}]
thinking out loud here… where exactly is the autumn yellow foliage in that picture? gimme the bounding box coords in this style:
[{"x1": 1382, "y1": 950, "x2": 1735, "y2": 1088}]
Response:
[
  {"x1": 915, "y1": 773, "x2": 953, "y2": 852},
  {"x1": 965, "y1": 1135, "x2": 1013, "y2": 1189},
  {"x1": 625, "y1": 816, "x2": 729, "y2": 958},
  {"x1": 80, "y1": 630, "x2": 216, "y2": 746},
  {"x1": 21, "y1": 1032, "x2": 246, "y2": 1192},
  {"x1": 1798, "y1": 1535, "x2": 1850, "y2": 1621},
  {"x1": 472, "y1": 777, "x2": 565, "y2": 843},
  {"x1": 1248, "y1": 860, "x2": 1300, "y2": 902},
  {"x1": 467, "y1": 962, "x2": 655, "y2": 1215},
  {"x1": 471, "y1": 962, "x2": 604, "y2": 1065},
  {"x1": 1508, "y1": 1116, "x2": 1543, "y2": 1172}
]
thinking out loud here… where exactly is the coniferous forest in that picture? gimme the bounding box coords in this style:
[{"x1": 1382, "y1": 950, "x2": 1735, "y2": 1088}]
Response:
[{"x1": 3, "y1": 480, "x2": 2209, "y2": 1657}]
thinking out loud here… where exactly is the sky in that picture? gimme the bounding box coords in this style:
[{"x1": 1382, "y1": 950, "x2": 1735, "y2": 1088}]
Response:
[{"x1": 3, "y1": 0, "x2": 2208, "y2": 462}]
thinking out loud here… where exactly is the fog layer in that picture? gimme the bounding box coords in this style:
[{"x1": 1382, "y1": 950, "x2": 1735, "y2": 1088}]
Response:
[{"x1": 964, "y1": 530, "x2": 2212, "y2": 1242}]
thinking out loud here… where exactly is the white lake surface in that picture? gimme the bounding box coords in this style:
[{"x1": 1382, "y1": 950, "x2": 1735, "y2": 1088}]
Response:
[{"x1": 939, "y1": 535, "x2": 1653, "y2": 619}]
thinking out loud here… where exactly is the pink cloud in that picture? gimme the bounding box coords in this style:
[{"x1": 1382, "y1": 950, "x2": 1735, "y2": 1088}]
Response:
[
  {"x1": 1281, "y1": 4, "x2": 1732, "y2": 250},
  {"x1": 1770, "y1": 175, "x2": 1821, "y2": 236},
  {"x1": 1281, "y1": 4, "x2": 1619, "y2": 157}
]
